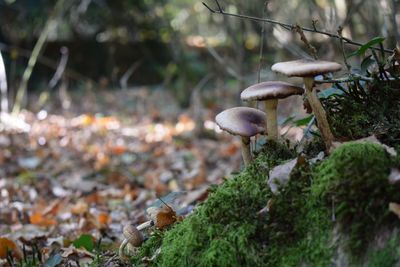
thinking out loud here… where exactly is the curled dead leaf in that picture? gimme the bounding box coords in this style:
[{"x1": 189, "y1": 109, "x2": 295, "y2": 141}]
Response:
[{"x1": 147, "y1": 204, "x2": 182, "y2": 230}]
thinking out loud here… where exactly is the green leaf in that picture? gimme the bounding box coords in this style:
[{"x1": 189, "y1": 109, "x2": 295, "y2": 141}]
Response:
[
  {"x1": 73, "y1": 234, "x2": 94, "y2": 252},
  {"x1": 294, "y1": 115, "x2": 314, "y2": 127},
  {"x1": 347, "y1": 37, "x2": 385, "y2": 58},
  {"x1": 360, "y1": 55, "x2": 376, "y2": 74},
  {"x1": 43, "y1": 253, "x2": 62, "y2": 267}
]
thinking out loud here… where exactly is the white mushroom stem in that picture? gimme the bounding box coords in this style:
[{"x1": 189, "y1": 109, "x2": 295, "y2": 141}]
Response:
[
  {"x1": 137, "y1": 220, "x2": 153, "y2": 231},
  {"x1": 119, "y1": 239, "x2": 129, "y2": 258},
  {"x1": 264, "y1": 99, "x2": 278, "y2": 141},
  {"x1": 241, "y1": 136, "x2": 252, "y2": 166},
  {"x1": 303, "y1": 77, "x2": 335, "y2": 150}
]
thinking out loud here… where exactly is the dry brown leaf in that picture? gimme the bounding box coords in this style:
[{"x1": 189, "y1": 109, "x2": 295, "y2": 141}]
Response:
[
  {"x1": 109, "y1": 145, "x2": 126, "y2": 155},
  {"x1": 0, "y1": 238, "x2": 22, "y2": 259},
  {"x1": 147, "y1": 205, "x2": 180, "y2": 230},
  {"x1": 29, "y1": 212, "x2": 57, "y2": 227},
  {"x1": 389, "y1": 202, "x2": 400, "y2": 218},
  {"x1": 97, "y1": 213, "x2": 110, "y2": 227}
]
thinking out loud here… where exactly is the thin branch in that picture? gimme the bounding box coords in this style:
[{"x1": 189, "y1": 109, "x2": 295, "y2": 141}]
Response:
[
  {"x1": 337, "y1": 26, "x2": 351, "y2": 71},
  {"x1": 49, "y1": 46, "x2": 69, "y2": 89},
  {"x1": 257, "y1": 1, "x2": 269, "y2": 84},
  {"x1": 313, "y1": 73, "x2": 399, "y2": 84},
  {"x1": 294, "y1": 24, "x2": 318, "y2": 60},
  {"x1": 202, "y1": 0, "x2": 393, "y2": 53}
]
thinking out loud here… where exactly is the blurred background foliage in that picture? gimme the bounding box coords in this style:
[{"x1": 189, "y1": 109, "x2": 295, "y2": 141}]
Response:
[{"x1": 0, "y1": 0, "x2": 398, "y2": 108}]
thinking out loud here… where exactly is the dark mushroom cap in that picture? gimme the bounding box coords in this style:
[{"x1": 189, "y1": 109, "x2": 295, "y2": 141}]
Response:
[
  {"x1": 215, "y1": 107, "x2": 266, "y2": 137},
  {"x1": 241, "y1": 81, "x2": 304, "y2": 101},
  {"x1": 271, "y1": 59, "x2": 342, "y2": 77},
  {"x1": 123, "y1": 223, "x2": 144, "y2": 247}
]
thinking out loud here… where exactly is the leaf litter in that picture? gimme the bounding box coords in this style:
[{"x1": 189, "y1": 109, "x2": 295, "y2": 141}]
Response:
[{"x1": 0, "y1": 88, "x2": 244, "y2": 266}]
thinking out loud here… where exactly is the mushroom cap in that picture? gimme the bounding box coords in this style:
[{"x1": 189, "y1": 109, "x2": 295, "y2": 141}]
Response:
[
  {"x1": 271, "y1": 59, "x2": 342, "y2": 77},
  {"x1": 123, "y1": 223, "x2": 144, "y2": 247},
  {"x1": 215, "y1": 107, "x2": 266, "y2": 137},
  {"x1": 241, "y1": 81, "x2": 304, "y2": 101}
]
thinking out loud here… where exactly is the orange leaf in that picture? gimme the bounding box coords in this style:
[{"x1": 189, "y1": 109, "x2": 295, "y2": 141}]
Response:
[
  {"x1": 0, "y1": 238, "x2": 22, "y2": 259},
  {"x1": 109, "y1": 145, "x2": 126, "y2": 155},
  {"x1": 98, "y1": 213, "x2": 110, "y2": 227},
  {"x1": 147, "y1": 205, "x2": 179, "y2": 230},
  {"x1": 29, "y1": 212, "x2": 57, "y2": 227}
]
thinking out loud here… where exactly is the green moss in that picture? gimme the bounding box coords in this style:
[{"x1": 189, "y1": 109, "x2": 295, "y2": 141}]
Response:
[
  {"x1": 323, "y1": 81, "x2": 400, "y2": 146},
  {"x1": 312, "y1": 142, "x2": 399, "y2": 258},
  {"x1": 132, "y1": 230, "x2": 164, "y2": 264},
  {"x1": 133, "y1": 141, "x2": 400, "y2": 266},
  {"x1": 368, "y1": 230, "x2": 400, "y2": 267}
]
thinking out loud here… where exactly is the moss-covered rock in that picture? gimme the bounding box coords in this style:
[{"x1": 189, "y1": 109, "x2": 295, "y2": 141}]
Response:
[{"x1": 133, "y1": 141, "x2": 400, "y2": 266}]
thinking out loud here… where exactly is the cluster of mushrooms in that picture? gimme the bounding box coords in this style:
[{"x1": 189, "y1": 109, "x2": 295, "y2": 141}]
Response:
[{"x1": 215, "y1": 59, "x2": 342, "y2": 166}]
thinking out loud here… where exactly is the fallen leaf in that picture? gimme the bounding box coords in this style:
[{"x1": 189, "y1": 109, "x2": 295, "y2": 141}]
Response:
[
  {"x1": 0, "y1": 238, "x2": 22, "y2": 259},
  {"x1": 98, "y1": 212, "x2": 110, "y2": 227},
  {"x1": 72, "y1": 234, "x2": 94, "y2": 252},
  {"x1": 389, "y1": 202, "x2": 400, "y2": 218},
  {"x1": 147, "y1": 205, "x2": 180, "y2": 230},
  {"x1": 389, "y1": 168, "x2": 400, "y2": 184},
  {"x1": 30, "y1": 212, "x2": 57, "y2": 227},
  {"x1": 268, "y1": 156, "x2": 307, "y2": 194},
  {"x1": 43, "y1": 253, "x2": 62, "y2": 267}
]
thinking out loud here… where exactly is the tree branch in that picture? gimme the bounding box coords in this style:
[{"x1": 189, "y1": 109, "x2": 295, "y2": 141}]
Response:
[{"x1": 202, "y1": 0, "x2": 393, "y2": 53}]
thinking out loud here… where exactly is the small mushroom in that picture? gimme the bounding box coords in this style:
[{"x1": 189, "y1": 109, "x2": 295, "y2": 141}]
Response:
[
  {"x1": 272, "y1": 59, "x2": 342, "y2": 149},
  {"x1": 215, "y1": 107, "x2": 266, "y2": 166},
  {"x1": 119, "y1": 221, "x2": 153, "y2": 258},
  {"x1": 241, "y1": 81, "x2": 304, "y2": 141}
]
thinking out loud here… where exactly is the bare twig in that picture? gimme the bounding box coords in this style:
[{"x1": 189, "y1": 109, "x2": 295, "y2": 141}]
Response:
[
  {"x1": 119, "y1": 61, "x2": 142, "y2": 90},
  {"x1": 257, "y1": 1, "x2": 269, "y2": 83},
  {"x1": 337, "y1": 26, "x2": 351, "y2": 71},
  {"x1": 294, "y1": 24, "x2": 318, "y2": 60},
  {"x1": 0, "y1": 42, "x2": 96, "y2": 85},
  {"x1": 202, "y1": 0, "x2": 393, "y2": 53},
  {"x1": 49, "y1": 46, "x2": 69, "y2": 89}
]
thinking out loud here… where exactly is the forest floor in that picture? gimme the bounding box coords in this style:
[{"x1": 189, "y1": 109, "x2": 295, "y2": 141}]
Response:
[{"x1": 0, "y1": 87, "x2": 304, "y2": 266}]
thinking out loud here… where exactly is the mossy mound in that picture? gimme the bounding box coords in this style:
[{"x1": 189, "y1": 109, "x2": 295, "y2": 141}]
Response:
[
  {"x1": 323, "y1": 80, "x2": 400, "y2": 146},
  {"x1": 133, "y1": 142, "x2": 400, "y2": 266}
]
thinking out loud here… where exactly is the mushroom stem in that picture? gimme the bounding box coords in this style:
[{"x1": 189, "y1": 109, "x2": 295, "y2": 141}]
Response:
[
  {"x1": 137, "y1": 220, "x2": 153, "y2": 231},
  {"x1": 303, "y1": 77, "x2": 334, "y2": 149},
  {"x1": 119, "y1": 239, "x2": 129, "y2": 258},
  {"x1": 241, "y1": 136, "x2": 252, "y2": 166},
  {"x1": 264, "y1": 99, "x2": 278, "y2": 140}
]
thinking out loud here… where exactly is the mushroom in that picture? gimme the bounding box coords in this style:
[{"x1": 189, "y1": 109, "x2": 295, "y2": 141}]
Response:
[
  {"x1": 119, "y1": 220, "x2": 153, "y2": 258},
  {"x1": 241, "y1": 81, "x2": 304, "y2": 141},
  {"x1": 271, "y1": 59, "x2": 342, "y2": 149},
  {"x1": 215, "y1": 107, "x2": 266, "y2": 166}
]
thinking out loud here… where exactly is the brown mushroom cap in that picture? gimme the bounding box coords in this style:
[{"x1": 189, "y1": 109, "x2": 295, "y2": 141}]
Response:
[
  {"x1": 215, "y1": 107, "x2": 266, "y2": 137},
  {"x1": 123, "y1": 223, "x2": 144, "y2": 247},
  {"x1": 271, "y1": 59, "x2": 342, "y2": 77},
  {"x1": 241, "y1": 81, "x2": 304, "y2": 101}
]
